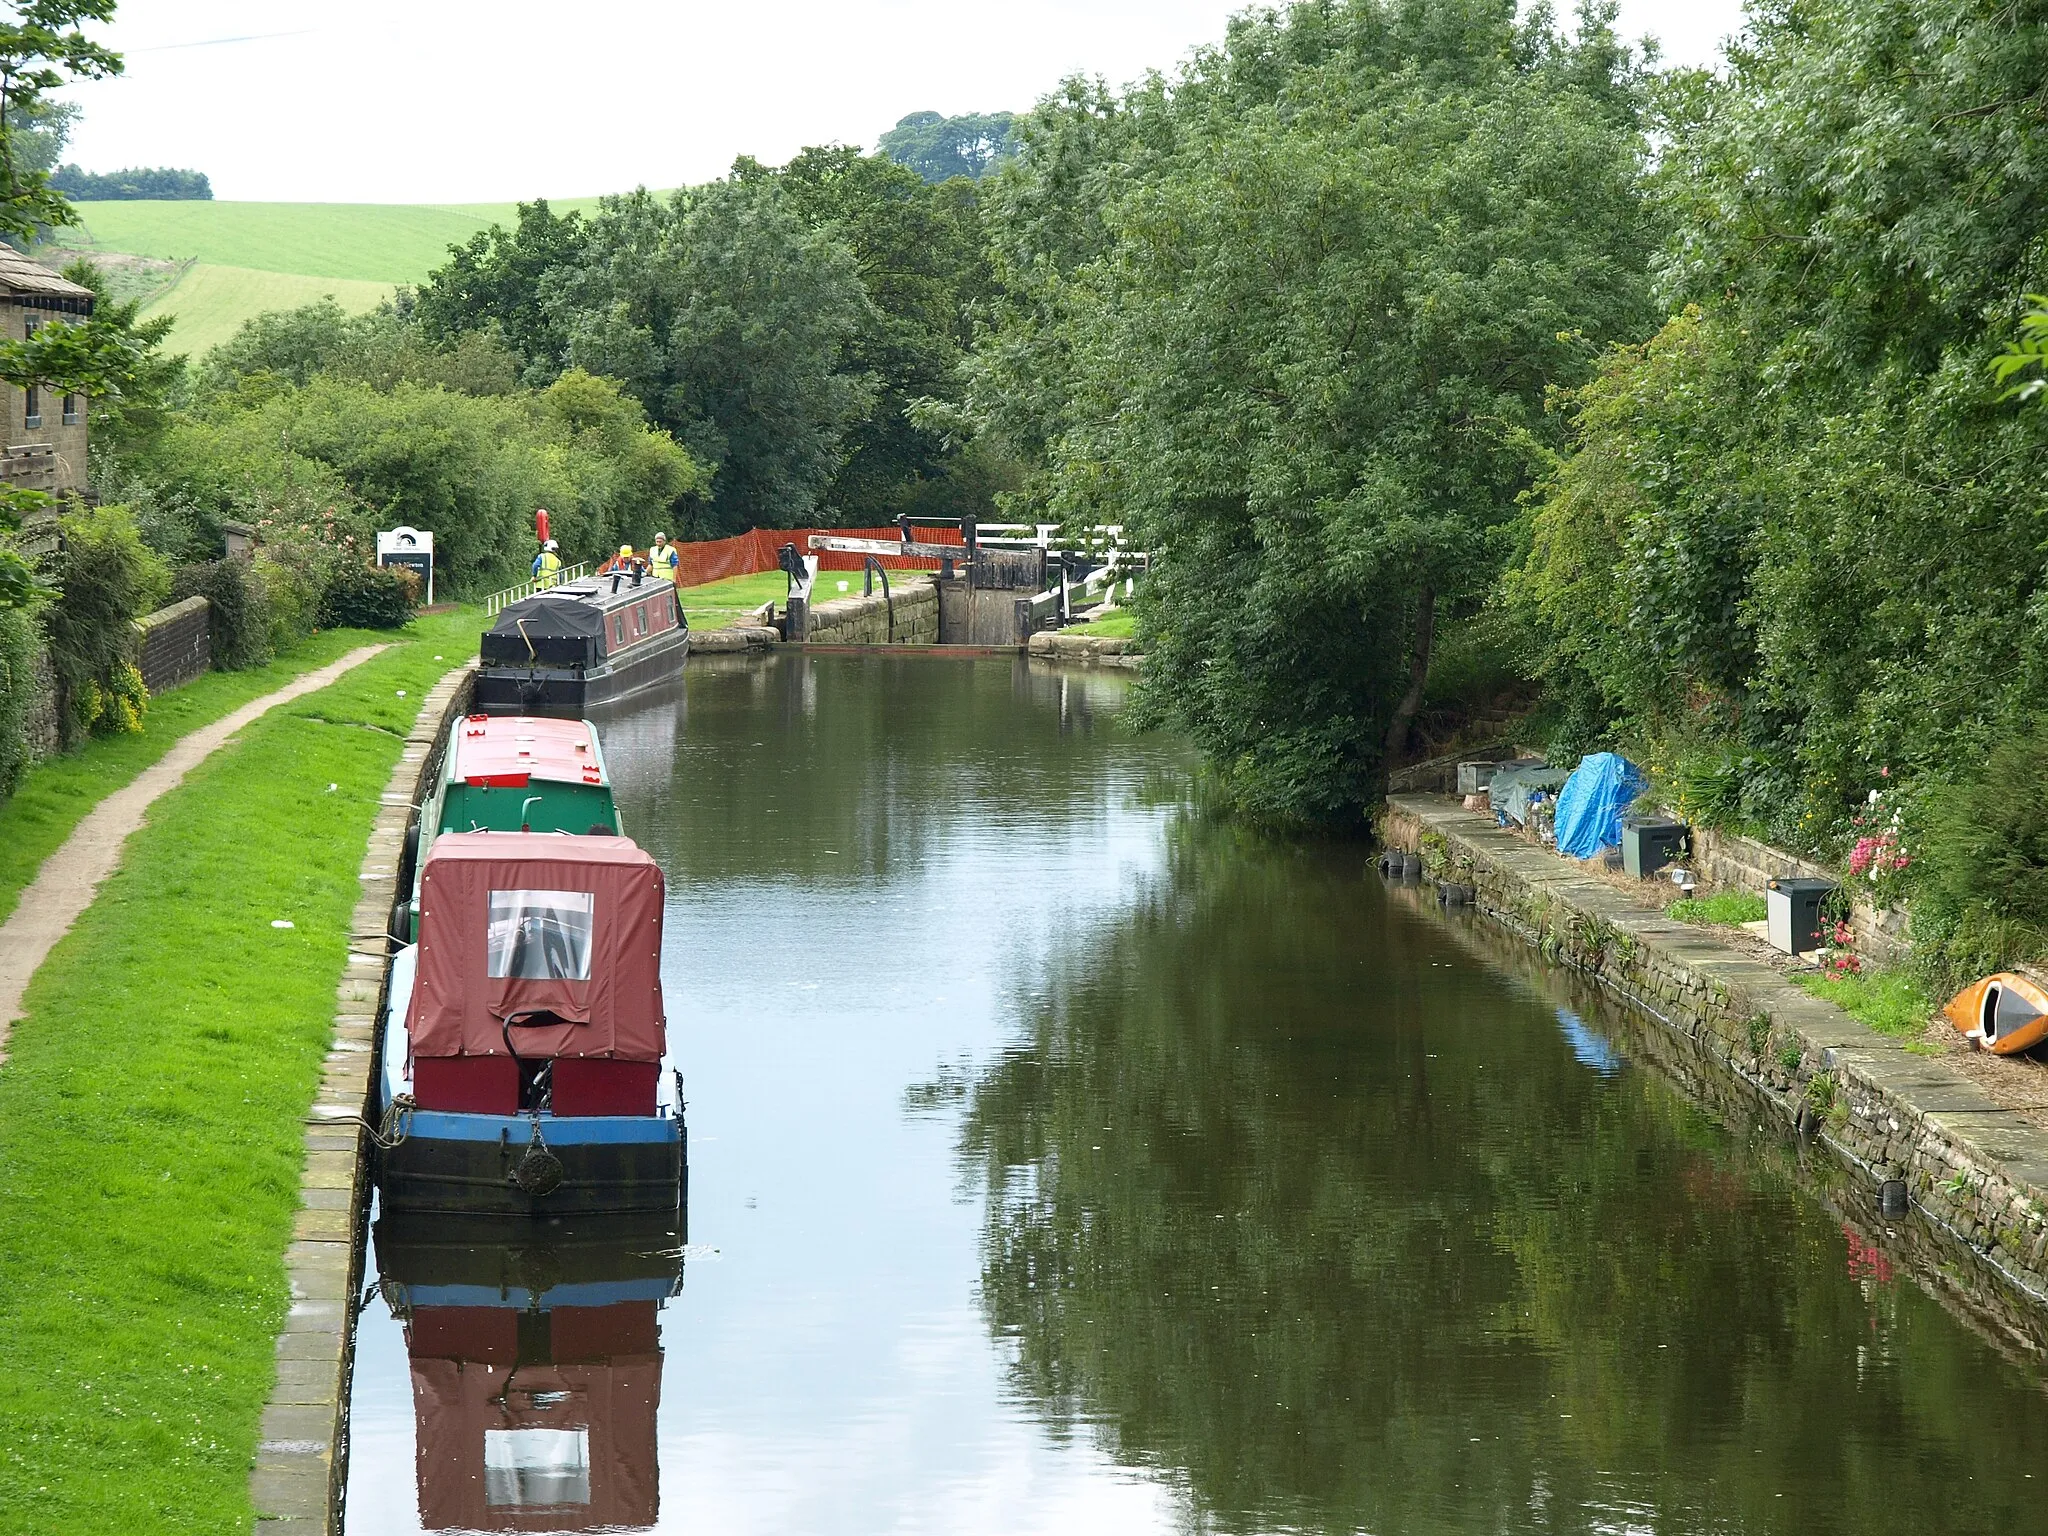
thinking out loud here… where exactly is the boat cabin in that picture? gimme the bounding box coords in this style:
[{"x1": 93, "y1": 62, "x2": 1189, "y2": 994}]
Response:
[
  {"x1": 407, "y1": 715, "x2": 621, "y2": 939},
  {"x1": 482, "y1": 573, "x2": 683, "y2": 671},
  {"x1": 407, "y1": 833, "x2": 667, "y2": 1118}
]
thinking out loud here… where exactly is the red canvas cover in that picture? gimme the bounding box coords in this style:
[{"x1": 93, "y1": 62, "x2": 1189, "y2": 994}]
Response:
[{"x1": 408, "y1": 833, "x2": 666, "y2": 1066}]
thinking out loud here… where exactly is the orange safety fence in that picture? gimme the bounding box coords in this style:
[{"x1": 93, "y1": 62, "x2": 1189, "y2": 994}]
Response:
[{"x1": 672, "y1": 526, "x2": 966, "y2": 589}]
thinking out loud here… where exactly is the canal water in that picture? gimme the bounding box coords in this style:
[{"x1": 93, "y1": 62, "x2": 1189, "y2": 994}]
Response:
[{"x1": 345, "y1": 654, "x2": 2048, "y2": 1534}]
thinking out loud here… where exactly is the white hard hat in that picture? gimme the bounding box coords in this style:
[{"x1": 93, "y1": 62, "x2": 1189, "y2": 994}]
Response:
[
  {"x1": 544, "y1": 539, "x2": 558, "y2": 550},
  {"x1": 654, "y1": 531, "x2": 669, "y2": 541}
]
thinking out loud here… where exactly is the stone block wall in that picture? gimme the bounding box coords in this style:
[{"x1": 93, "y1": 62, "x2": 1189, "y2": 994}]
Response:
[
  {"x1": 1026, "y1": 630, "x2": 1142, "y2": 668},
  {"x1": 1382, "y1": 794, "x2": 2048, "y2": 1336},
  {"x1": 804, "y1": 577, "x2": 938, "y2": 644},
  {"x1": 135, "y1": 595, "x2": 210, "y2": 694}
]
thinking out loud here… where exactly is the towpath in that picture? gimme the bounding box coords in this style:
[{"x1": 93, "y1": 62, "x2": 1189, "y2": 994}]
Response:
[{"x1": 0, "y1": 643, "x2": 388, "y2": 1061}]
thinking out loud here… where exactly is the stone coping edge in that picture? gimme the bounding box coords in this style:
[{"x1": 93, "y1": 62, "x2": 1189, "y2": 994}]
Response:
[
  {"x1": 249, "y1": 661, "x2": 476, "y2": 1535},
  {"x1": 1383, "y1": 793, "x2": 2048, "y2": 1320}
]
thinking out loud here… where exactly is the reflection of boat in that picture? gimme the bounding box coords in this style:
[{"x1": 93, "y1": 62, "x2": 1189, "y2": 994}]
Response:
[
  {"x1": 406, "y1": 715, "x2": 621, "y2": 940},
  {"x1": 475, "y1": 576, "x2": 689, "y2": 718},
  {"x1": 1944, "y1": 971, "x2": 2048, "y2": 1055},
  {"x1": 373, "y1": 1210, "x2": 680, "y2": 1532},
  {"x1": 377, "y1": 833, "x2": 684, "y2": 1215}
]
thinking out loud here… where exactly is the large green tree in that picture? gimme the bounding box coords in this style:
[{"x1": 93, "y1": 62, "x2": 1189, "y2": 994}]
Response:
[
  {"x1": 544, "y1": 180, "x2": 874, "y2": 533},
  {"x1": 877, "y1": 110, "x2": 1018, "y2": 182},
  {"x1": 979, "y1": 0, "x2": 1655, "y2": 827}
]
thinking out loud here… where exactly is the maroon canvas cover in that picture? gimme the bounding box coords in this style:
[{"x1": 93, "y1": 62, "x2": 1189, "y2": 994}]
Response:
[{"x1": 408, "y1": 833, "x2": 666, "y2": 1066}]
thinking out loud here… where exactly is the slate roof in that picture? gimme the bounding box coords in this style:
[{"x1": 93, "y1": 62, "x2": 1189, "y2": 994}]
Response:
[{"x1": 0, "y1": 246, "x2": 95, "y2": 301}]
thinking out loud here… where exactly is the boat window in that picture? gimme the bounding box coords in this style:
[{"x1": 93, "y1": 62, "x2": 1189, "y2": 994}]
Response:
[
  {"x1": 634, "y1": 603, "x2": 649, "y2": 636},
  {"x1": 483, "y1": 1427, "x2": 590, "y2": 1508},
  {"x1": 612, "y1": 613, "x2": 626, "y2": 646},
  {"x1": 486, "y1": 889, "x2": 594, "y2": 980}
]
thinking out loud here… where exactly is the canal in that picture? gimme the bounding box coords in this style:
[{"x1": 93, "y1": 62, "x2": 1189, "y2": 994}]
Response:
[{"x1": 345, "y1": 653, "x2": 2048, "y2": 1534}]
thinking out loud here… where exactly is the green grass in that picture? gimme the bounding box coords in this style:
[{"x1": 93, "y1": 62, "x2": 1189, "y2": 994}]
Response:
[
  {"x1": 1064, "y1": 608, "x2": 1137, "y2": 638},
  {"x1": 61, "y1": 198, "x2": 644, "y2": 358},
  {"x1": 0, "y1": 628, "x2": 390, "y2": 927},
  {"x1": 139, "y1": 263, "x2": 395, "y2": 358},
  {"x1": 1795, "y1": 966, "x2": 1936, "y2": 1039},
  {"x1": 678, "y1": 569, "x2": 935, "y2": 631},
  {"x1": 0, "y1": 609, "x2": 475, "y2": 1534},
  {"x1": 1667, "y1": 891, "x2": 1768, "y2": 926}
]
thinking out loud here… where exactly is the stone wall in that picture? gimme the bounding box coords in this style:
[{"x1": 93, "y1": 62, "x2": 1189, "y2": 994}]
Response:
[
  {"x1": 1026, "y1": 630, "x2": 1142, "y2": 669},
  {"x1": 804, "y1": 577, "x2": 938, "y2": 644},
  {"x1": 1382, "y1": 793, "x2": 2048, "y2": 1334},
  {"x1": 1688, "y1": 821, "x2": 1910, "y2": 963},
  {"x1": 135, "y1": 595, "x2": 210, "y2": 694}
]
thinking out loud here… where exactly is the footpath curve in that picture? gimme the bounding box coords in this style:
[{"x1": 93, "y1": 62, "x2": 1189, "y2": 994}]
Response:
[{"x1": 0, "y1": 643, "x2": 388, "y2": 1060}]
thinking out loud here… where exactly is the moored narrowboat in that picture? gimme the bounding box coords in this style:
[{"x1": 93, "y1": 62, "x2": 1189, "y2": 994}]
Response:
[
  {"x1": 377, "y1": 832, "x2": 683, "y2": 1216},
  {"x1": 475, "y1": 573, "x2": 689, "y2": 717},
  {"x1": 406, "y1": 714, "x2": 623, "y2": 940}
]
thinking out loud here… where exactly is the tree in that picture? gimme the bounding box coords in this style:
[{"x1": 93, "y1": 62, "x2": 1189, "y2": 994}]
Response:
[
  {"x1": 415, "y1": 198, "x2": 588, "y2": 379},
  {"x1": 548, "y1": 179, "x2": 874, "y2": 533},
  {"x1": 980, "y1": 0, "x2": 1656, "y2": 828},
  {"x1": 0, "y1": 1, "x2": 119, "y2": 241},
  {"x1": 755, "y1": 145, "x2": 995, "y2": 521},
  {"x1": 49, "y1": 164, "x2": 210, "y2": 199},
  {"x1": 878, "y1": 110, "x2": 1018, "y2": 182}
]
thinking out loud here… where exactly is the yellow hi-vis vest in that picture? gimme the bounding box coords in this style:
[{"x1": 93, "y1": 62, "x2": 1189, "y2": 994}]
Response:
[{"x1": 536, "y1": 551, "x2": 562, "y2": 585}]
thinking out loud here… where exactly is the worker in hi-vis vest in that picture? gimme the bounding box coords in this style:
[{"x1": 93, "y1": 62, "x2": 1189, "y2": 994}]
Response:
[
  {"x1": 650, "y1": 531, "x2": 680, "y2": 585},
  {"x1": 531, "y1": 539, "x2": 561, "y2": 586}
]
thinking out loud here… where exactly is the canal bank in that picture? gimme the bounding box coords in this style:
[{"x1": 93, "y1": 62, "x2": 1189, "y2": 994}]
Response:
[
  {"x1": 0, "y1": 612, "x2": 478, "y2": 1536},
  {"x1": 1381, "y1": 793, "x2": 2048, "y2": 1336}
]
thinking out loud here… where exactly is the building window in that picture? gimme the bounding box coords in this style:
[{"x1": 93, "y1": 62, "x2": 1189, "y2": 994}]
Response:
[
  {"x1": 24, "y1": 384, "x2": 39, "y2": 431},
  {"x1": 61, "y1": 394, "x2": 79, "y2": 426}
]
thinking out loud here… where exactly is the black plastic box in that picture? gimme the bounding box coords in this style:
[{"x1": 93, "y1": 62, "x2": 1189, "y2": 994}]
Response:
[{"x1": 1623, "y1": 819, "x2": 1688, "y2": 879}]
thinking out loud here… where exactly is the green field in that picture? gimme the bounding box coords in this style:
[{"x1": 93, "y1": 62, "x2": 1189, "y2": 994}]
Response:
[{"x1": 55, "y1": 195, "x2": 634, "y2": 359}]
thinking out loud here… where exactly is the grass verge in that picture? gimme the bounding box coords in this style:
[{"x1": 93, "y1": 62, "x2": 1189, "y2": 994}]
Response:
[
  {"x1": 1795, "y1": 966, "x2": 1936, "y2": 1040},
  {"x1": 1667, "y1": 891, "x2": 1767, "y2": 925},
  {"x1": 1064, "y1": 608, "x2": 1136, "y2": 639},
  {"x1": 0, "y1": 608, "x2": 475, "y2": 1534},
  {"x1": 0, "y1": 628, "x2": 387, "y2": 926}
]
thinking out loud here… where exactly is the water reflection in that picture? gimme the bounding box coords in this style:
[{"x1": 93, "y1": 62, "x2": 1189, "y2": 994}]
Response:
[
  {"x1": 959, "y1": 820, "x2": 2048, "y2": 1534},
  {"x1": 369, "y1": 1210, "x2": 683, "y2": 1532}
]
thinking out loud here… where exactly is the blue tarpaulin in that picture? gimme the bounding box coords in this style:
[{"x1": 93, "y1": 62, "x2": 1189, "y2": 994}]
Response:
[{"x1": 1553, "y1": 752, "x2": 1647, "y2": 860}]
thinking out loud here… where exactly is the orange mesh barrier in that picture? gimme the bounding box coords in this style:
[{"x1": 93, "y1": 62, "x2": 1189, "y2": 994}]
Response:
[{"x1": 671, "y1": 526, "x2": 965, "y2": 588}]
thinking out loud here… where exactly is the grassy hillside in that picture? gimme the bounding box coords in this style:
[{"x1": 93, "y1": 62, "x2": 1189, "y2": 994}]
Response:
[
  {"x1": 139, "y1": 264, "x2": 396, "y2": 358},
  {"x1": 53, "y1": 195, "x2": 632, "y2": 358}
]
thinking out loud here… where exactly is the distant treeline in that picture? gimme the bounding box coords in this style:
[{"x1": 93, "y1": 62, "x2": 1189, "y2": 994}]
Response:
[{"x1": 52, "y1": 165, "x2": 211, "y2": 201}]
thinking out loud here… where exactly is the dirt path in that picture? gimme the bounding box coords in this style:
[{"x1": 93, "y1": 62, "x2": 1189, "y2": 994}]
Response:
[{"x1": 0, "y1": 644, "x2": 388, "y2": 1061}]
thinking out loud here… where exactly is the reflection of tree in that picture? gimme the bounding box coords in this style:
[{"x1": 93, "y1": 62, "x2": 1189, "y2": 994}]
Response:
[
  {"x1": 961, "y1": 820, "x2": 2048, "y2": 1534},
  {"x1": 607, "y1": 655, "x2": 1161, "y2": 888}
]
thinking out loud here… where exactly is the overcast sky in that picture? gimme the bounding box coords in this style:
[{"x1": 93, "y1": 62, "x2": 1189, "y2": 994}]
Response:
[{"x1": 58, "y1": 0, "x2": 1753, "y2": 204}]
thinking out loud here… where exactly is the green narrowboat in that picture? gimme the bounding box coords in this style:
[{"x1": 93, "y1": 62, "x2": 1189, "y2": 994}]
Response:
[{"x1": 404, "y1": 713, "x2": 622, "y2": 939}]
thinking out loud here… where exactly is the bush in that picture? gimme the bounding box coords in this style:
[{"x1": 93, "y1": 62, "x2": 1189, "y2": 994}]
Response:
[
  {"x1": 1910, "y1": 721, "x2": 2048, "y2": 988},
  {"x1": 318, "y1": 561, "x2": 418, "y2": 629},
  {"x1": 42, "y1": 506, "x2": 169, "y2": 745},
  {"x1": 171, "y1": 558, "x2": 270, "y2": 670},
  {"x1": 0, "y1": 603, "x2": 46, "y2": 797},
  {"x1": 251, "y1": 527, "x2": 341, "y2": 655}
]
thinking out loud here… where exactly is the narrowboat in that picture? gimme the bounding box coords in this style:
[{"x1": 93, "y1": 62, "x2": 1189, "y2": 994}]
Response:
[
  {"x1": 372, "y1": 1210, "x2": 679, "y2": 1530},
  {"x1": 1944, "y1": 970, "x2": 2048, "y2": 1055},
  {"x1": 405, "y1": 714, "x2": 622, "y2": 940},
  {"x1": 377, "y1": 832, "x2": 683, "y2": 1216},
  {"x1": 475, "y1": 573, "x2": 689, "y2": 717}
]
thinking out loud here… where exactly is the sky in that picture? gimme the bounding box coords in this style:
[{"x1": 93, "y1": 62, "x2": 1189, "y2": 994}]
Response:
[{"x1": 58, "y1": 0, "x2": 1753, "y2": 204}]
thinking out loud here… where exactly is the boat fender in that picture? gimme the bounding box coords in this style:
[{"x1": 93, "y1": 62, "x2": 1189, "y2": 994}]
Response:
[
  {"x1": 1879, "y1": 1179, "x2": 1910, "y2": 1219},
  {"x1": 510, "y1": 1121, "x2": 564, "y2": 1197}
]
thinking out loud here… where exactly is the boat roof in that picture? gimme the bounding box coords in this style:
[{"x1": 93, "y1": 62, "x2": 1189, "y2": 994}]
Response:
[
  {"x1": 494, "y1": 575, "x2": 668, "y2": 630},
  {"x1": 448, "y1": 713, "x2": 608, "y2": 787}
]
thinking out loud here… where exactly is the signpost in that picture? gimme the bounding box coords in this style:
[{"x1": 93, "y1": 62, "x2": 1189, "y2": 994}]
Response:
[{"x1": 376, "y1": 526, "x2": 435, "y2": 605}]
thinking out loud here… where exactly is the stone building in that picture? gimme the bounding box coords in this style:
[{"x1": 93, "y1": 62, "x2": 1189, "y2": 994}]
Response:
[{"x1": 0, "y1": 246, "x2": 93, "y2": 497}]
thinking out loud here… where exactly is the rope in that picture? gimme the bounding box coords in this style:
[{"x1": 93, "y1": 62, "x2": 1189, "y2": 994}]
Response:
[{"x1": 333, "y1": 1092, "x2": 416, "y2": 1150}]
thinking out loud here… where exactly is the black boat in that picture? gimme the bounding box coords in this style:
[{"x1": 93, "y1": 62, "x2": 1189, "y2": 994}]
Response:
[{"x1": 476, "y1": 573, "x2": 689, "y2": 716}]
